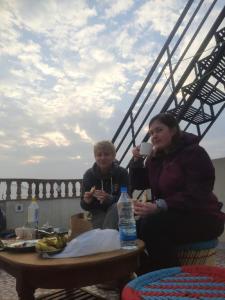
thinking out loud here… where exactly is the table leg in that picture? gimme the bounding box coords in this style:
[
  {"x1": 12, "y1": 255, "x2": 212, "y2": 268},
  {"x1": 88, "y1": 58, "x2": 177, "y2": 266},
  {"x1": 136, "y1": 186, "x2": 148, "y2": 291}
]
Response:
[
  {"x1": 16, "y1": 276, "x2": 36, "y2": 300},
  {"x1": 119, "y1": 272, "x2": 136, "y2": 287}
]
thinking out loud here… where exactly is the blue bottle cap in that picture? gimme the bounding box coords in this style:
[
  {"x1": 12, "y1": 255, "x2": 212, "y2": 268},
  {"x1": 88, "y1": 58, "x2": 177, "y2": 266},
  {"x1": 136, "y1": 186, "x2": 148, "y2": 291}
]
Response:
[{"x1": 120, "y1": 186, "x2": 127, "y2": 193}]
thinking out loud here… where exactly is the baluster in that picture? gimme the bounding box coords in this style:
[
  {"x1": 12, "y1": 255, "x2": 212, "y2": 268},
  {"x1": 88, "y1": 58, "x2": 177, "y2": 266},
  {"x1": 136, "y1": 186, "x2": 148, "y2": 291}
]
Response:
[
  {"x1": 69, "y1": 181, "x2": 73, "y2": 197},
  {"x1": 39, "y1": 182, "x2": 42, "y2": 199},
  {"x1": 70, "y1": 181, "x2": 73, "y2": 197},
  {"x1": 23, "y1": 181, "x2": 29, "y2": 199},
  {"x1": 75, "y1": 181, "x2": 78, "y2": 197}
]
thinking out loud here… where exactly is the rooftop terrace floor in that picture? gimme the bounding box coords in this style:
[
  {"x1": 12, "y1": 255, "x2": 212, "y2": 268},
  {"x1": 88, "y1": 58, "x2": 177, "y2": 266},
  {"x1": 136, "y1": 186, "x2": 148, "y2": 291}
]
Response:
[{"x1": 0, "y1": 243, "x2": 225, "y2": 299}]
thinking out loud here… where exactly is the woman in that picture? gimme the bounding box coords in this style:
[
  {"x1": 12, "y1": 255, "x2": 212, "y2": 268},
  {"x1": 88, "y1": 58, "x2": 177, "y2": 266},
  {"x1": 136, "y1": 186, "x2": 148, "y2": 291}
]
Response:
[
  {"x1": 130, "y1": 113, "x2": 225, "y2": 272},
  {"x1": 81, "y1": 140, "x2": 128, "y2": 229}
]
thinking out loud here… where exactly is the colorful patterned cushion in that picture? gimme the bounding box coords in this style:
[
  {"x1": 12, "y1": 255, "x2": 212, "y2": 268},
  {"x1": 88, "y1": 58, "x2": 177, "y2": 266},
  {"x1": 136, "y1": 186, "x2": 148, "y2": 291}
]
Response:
[{"x1": 122, "y1": 265, "x2": 225, "y2": 300}]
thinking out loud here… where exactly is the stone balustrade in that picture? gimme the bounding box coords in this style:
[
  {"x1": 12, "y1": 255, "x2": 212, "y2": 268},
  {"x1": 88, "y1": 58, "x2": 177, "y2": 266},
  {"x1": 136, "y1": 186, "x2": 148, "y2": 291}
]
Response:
[{"x1": 0, "y1": 178, "x2": 82, "y2": 201}]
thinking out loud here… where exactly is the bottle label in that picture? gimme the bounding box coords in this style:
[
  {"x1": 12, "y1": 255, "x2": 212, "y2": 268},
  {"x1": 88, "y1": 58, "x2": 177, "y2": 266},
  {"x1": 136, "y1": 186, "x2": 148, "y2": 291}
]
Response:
[
  {"x1": 119, "y1": 225, "x2": 137, "y2": 241},
  {"x1": 118, "y1": 202, "x2": 133, "y2": 219}
]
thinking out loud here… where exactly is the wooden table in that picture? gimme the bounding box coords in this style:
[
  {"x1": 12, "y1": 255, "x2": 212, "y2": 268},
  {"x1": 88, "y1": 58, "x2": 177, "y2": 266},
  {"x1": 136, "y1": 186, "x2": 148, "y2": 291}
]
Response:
[{"x1": 0, "y1": 240, "x2": 145, "y2": 300}]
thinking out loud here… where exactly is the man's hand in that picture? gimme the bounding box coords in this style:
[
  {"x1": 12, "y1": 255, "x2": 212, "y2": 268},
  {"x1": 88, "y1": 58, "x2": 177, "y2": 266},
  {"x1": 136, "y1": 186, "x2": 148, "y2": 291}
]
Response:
[
  {"x1": 83, "y1": 191, "x2": 93, "y2": 204},
  {"x1": 94, "y1": 190, "x2": 109, "y2": 204},
  {"x1": 83, "y1": 186, "x2": 96, "y2": 204}
]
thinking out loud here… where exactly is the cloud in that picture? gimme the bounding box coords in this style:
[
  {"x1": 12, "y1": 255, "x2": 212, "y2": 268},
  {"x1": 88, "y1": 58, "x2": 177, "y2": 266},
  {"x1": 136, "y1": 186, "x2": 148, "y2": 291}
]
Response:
[
  {"x1": 113, "y1": 28, "x2": 137, "y2": 58},
  {"x1": 0, "y1": 0, "x2": 224, "y2": 179},
  {"x1": 22, "y1": 155, "x2": 45, "y2": 164},
  {"x1": 105, "y1": 0, "x2": 134, "y2": 18},
  {"x1": 69, "y1": 155, "x2": 81, "y2": 160},
  {"x1": 42, "y1": 132, "x2": 70, "y2": 147},
  {"x1": 22, "y1": 131, "x2": 70, "y2": 147},
  {"x1": 73, "y1": 125, "x2": 95, "y2": 144},
  {"x1": 0, "y1": 143, "x2": 11, "y2": 149},
  {"x1": 134, "y1": 0, "x2": 184, "y2": 36},
  {"x1": 7, "y1": 0, "x2": 96, "y2": 34}
]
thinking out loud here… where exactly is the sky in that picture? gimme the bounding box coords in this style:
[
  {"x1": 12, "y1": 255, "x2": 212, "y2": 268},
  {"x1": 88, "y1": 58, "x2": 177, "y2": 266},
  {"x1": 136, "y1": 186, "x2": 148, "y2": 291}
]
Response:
[{"x1": 0, "y1": 0, "x2": 225, "y2": 180}]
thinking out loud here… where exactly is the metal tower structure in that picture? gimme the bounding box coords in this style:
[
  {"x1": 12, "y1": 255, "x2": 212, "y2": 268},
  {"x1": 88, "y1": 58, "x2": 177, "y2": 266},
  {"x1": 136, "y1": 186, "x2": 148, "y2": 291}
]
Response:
[{"x1": 112, "y1": 0, "x2": 225, "y2": 168}]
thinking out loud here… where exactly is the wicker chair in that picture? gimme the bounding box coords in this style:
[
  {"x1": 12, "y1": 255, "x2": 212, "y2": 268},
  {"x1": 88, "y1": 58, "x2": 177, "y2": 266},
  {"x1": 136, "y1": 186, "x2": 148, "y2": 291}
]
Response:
[
  {"x1": 176, "y1": 239, "x2": 218, "y2": 265},
  {"x1": 122, "y1": 265, "x2": 225, "y2": 300}
]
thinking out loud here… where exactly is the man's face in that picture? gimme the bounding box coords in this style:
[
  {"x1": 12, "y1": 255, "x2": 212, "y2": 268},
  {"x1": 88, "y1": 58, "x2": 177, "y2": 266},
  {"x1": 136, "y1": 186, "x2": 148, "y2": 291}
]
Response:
[{"x1": 95, "y1": 150, "x2": 115, "y2": 171}]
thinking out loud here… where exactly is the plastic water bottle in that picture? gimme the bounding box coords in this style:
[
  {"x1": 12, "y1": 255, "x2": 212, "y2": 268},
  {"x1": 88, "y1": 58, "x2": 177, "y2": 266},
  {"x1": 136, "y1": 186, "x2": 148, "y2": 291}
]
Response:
[
  {"x1": 117, "y1": 186, "x2": 137, "y2": 249},
  {"x1": 27, "y1": 197, "x2": 39, "y2": 230}
]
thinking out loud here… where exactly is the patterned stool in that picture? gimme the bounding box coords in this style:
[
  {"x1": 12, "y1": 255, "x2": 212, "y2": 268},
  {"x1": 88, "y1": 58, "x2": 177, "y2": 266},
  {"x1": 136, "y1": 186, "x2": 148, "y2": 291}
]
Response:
[
  {"x1": 177, "y1": 239, "x2": 218, "y2": 265},
  {"x1": 122, "y1": 265, "x2": 225, "y2": 300}
]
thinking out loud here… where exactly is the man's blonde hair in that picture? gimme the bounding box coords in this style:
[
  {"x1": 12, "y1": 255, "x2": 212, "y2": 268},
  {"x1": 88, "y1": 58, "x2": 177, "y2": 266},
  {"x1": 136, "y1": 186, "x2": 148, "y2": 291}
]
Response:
[{"x1": 94, "y1": 140, "x2": 116, "y2": 157}]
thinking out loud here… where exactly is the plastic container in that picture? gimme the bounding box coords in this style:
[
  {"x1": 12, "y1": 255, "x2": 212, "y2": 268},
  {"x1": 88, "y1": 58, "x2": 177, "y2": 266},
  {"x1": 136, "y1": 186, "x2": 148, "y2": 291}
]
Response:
[
  {"x1": 117, "y1": 186, "x2": 137, "y2": 249},
  {"x1": 27, "y1": 197, "x2": 39, "y2": 229}
]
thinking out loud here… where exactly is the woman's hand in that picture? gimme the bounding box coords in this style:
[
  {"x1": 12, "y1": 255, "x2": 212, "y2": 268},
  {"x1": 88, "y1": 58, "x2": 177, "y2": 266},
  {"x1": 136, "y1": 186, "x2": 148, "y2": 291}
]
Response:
[
  {"x1": 132, "y1": 146, "x2": 142, "y2": 161},
  {"x1": 133, "y1": 201, "x2": 158, "y2": 217},
  {"x1": 94, "y1": 190, "x2": 109, "y2": 204}
]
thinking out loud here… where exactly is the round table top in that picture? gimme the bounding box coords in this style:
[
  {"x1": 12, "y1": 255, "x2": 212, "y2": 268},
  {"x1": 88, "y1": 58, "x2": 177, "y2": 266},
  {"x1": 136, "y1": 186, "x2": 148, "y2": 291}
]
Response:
[{"x1": 0, "y1": 239, "x2": 145, "y2": 269}]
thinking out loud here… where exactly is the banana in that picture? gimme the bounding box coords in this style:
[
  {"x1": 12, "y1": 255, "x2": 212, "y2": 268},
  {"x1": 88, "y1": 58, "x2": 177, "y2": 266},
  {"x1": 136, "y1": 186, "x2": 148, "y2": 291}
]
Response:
[
  {"x1": 56, "y1": 235, "x2": 67, "y2": 248},
  {"x1": 60, "y1": 235, "x2": 67, "y2": 244},
  {"x1": 47, "y1": 237, "x2": 58, "y2": 246},
  {"x1": 46, "y1": 245, "x2": 58, "y2": 251},
  {"x1": 56, "y1": 238, "x2": 63, "y2": 249},
  {"x1": 36, "y1": 234, "x2": 67, "y2": 252}
]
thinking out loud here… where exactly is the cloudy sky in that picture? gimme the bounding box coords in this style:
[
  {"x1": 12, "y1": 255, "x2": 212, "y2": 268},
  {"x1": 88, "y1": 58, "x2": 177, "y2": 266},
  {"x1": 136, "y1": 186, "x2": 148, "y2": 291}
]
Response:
[{"x1": 0, "y1": 0, "x2": 225, "y2": 180}]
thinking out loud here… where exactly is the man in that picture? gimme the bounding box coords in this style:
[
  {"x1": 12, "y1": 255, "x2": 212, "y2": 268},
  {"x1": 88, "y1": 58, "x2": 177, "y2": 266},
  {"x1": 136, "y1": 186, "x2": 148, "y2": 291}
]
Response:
[{"x1": 80, "y1": 141, "x2": 128, "y2": 229}]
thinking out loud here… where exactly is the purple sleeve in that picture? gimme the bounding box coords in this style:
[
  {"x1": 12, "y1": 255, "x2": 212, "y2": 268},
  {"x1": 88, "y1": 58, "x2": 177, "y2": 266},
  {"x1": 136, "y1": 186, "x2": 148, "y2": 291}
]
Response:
[{"x1": 165, "y1": 146, "x2": 216, "y2": 212}]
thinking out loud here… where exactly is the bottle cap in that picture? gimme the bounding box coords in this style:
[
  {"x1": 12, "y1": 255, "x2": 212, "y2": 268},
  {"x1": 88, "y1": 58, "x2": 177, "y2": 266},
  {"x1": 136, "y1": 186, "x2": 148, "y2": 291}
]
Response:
[{"x1": 120, "y1": 186, "x2": 127, "y2": 193}]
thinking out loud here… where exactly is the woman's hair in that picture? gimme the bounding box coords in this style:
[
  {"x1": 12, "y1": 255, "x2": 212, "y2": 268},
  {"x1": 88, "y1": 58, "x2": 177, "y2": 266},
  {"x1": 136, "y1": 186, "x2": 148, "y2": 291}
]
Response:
[
  {"x1": 94, "y1": 140, "x2": 116, "y2": 157},
  {"x1": 149, "y1": 113, "x2": 181, "y2": 142}
]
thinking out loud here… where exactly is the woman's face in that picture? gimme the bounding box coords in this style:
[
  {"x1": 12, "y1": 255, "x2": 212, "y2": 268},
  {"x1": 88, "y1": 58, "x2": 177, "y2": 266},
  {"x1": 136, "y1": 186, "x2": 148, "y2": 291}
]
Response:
[
  {"x1": 149, "y1": 120, "x2": 176, "y2": 151},
  {"x1": 95, "y1": 150, "x2": 115, "y2": 172}
]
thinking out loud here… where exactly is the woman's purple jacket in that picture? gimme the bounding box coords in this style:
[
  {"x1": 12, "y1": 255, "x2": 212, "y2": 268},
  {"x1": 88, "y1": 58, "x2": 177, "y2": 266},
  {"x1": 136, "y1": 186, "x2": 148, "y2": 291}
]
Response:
[{"x1": 129, "y1": 132, "x2": 225, "y2": 220}]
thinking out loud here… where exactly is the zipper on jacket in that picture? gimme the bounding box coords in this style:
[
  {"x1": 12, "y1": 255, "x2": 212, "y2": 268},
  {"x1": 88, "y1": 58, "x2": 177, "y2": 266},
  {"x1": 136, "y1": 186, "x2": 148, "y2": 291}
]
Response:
[{"x1": 100, "y1": 177, "x2": 113, "y2": 195}]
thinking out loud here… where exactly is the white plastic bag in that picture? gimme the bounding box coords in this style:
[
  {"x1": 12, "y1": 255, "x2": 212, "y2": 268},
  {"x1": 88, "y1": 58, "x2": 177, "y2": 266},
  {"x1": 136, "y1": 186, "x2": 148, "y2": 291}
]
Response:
[{"x1": 45, "y1": 229, "x2": 120, "y2": 258}]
